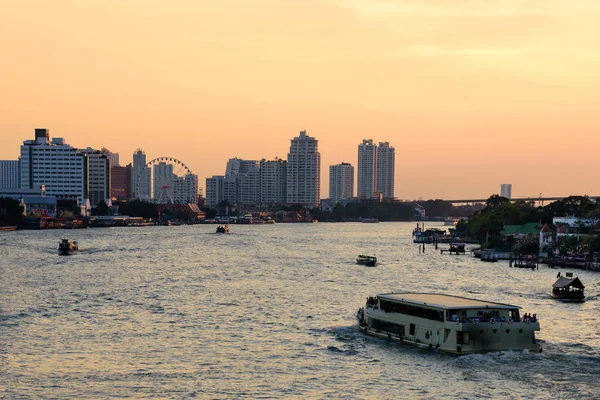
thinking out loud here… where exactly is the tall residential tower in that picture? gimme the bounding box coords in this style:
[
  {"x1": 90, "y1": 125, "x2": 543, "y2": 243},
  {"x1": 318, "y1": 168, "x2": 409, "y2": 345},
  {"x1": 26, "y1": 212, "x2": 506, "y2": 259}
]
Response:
[
  {"x1": 357, "y1": 139, "x2": 377, "y2": 199},
  {"x1": 376, "y1": 142, "x2": 395, "y2": 199},
  {"x1": 329, "y1": 163, "x2": 354, "y2": 204},
  {"x1": 286, "y1": 130, "x2": 321, "y2": 207}
]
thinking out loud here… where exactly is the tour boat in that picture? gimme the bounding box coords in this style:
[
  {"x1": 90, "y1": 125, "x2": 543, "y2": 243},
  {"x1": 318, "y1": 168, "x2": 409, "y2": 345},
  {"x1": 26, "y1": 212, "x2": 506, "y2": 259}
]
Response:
[
  {"x1": 58, "y1": 239, "x2": 79, "y2": 256},
  {"x1": 552, "y1": 273, "x2": 585, "y2": 303},
  {"x1": 356, "y1": 255, "x2": 377, "y2": 267},
  {"x1": 357, "y1": 292, "x2": 541, "y2": 354}
]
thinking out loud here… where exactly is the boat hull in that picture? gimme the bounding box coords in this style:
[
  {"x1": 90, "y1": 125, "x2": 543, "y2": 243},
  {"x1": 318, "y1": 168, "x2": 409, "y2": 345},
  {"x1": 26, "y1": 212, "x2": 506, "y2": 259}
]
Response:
[
  {"x1": 360, "y1": 308, "x2": 541, "y2": 355},
  {"x1": 551, "y1": 294, "x2": 585, "y2": 303}
]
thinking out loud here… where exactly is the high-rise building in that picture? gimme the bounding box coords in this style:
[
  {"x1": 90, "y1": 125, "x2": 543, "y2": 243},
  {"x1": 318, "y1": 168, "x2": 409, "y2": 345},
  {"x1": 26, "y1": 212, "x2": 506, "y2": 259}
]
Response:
[
  {"x1": 225, "y1": 158, "x2": 260, "y2": 205},
  {"x1": 0, "y1": 160, "x2": 21, "y2": 189},
  {"x1": 78, "y1": 147, "x2": 111, "y2": 207},
  {"x1": 376, "y1": 142, "x2": 395, "y2": 199},
  {"x1": 206, "y1": 175, "x2": 225, "y2": 208},
  {"x1": 260, "y1": 158, "x2": 287, "y2": 204},
  {"x1": 111, "y1": 163, "x2": 132, "y2": 199},
  {"x1": 20, "y1": 129, "x2": 88, "y2": 203},
  {"x1": 357, "y1": 139, "x2": 377, "y2": 199},
  {"x1": 501, "y1": 184, "x2": 512, "y2": 199},
  {"x1": 286, "y1": 130, "x2": 321, "y2": 207},
  {"x1": 132, "y1": 149, "x2": 151, "y2": 199},
  {"x1": 171, "y1": 173, "x2": 199, "y2": 204},
  {"x1": 329, "y1": 163, "x2": 354, "y2": 204}
]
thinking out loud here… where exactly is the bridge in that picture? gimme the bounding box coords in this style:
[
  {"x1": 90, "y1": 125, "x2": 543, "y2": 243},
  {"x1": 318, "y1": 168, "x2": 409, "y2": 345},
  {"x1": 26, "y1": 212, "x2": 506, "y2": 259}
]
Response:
[{"x1": 440, "y1": 195, "x2": 600, "y2": 205}]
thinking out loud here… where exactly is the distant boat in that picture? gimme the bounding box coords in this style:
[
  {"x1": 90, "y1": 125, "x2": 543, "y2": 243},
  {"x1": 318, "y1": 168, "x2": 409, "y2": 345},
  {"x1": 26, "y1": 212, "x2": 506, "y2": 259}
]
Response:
[
  {"x1": 58, "y1": 239, "x2": 78, "y2": 256},
  {"x1": 356, "y1": 255, "x2": 377, "y2": 267},
  {"x1": 552, "y1": 273, "x2": 585, "y2": 303}
]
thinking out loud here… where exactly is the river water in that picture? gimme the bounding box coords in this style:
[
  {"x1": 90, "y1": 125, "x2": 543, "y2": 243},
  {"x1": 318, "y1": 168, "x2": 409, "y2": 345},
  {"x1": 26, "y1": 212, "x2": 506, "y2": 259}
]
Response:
[{"x1": 1, "y1": 222, "x2": 599, "y2": 399}]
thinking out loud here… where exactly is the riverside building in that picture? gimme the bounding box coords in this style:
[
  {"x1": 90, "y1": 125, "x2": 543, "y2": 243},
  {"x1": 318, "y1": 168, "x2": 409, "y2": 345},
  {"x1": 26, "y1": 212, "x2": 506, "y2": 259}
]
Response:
[
  {"x1": 286, "y1": 130, "x2": 321, "y2": 207},
  {"x1": 132, "y1": 149, "x2": 151, "y2": 199},
  {"x1": 376, "y1": 142, "x2": 395, "y2": 199},
  {"x1": 20, "y1": 129, "x2": 88, "y2": 204},
  {"x1": 78, "y1": 147, "x2": 111, "y2": 208},
  {"x1": 357, "y1": 139, "x2": 377, "y2": 199},
  {"x1": 0, "y1": 160, "x2": 21, "y2": 189},
  {"x1": 260, "y1": 158, "x2": 287, "y2": 204},
  {"x1": 501, "y1": 184, "x2": 512, "y2": 199},
  {"x1": 329, "y1": 162, "x2": 354, "y2": 204}
]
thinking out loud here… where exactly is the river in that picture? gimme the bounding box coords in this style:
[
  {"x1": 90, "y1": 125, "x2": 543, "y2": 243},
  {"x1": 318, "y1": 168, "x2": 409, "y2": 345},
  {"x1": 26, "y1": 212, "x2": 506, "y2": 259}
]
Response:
[{"x1": 1, "y1": 222, "x2": 599, "y2": 399}]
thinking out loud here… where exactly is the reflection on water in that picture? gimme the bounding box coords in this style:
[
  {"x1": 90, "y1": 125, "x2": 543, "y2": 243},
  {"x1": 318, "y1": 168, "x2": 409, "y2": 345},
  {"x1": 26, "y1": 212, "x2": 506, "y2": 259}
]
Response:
[{"x1": 1, "y1": 222, "x2": 599, "y2": 399}]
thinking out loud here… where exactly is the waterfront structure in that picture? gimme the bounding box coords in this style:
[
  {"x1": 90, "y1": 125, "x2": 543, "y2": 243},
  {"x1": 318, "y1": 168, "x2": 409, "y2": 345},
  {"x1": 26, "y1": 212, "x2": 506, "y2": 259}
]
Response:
[
  {"x1": 225, "y1": 158, "x2": 260, "y2": 205},
  {"x1": 501, "y1": 184, "x2": 512, "y2": 199},
  {"x1": 358, "y1": 292, "x2": 541, "y2": 354},
  {"x1": 111, "y1": 163, "x2": 132, "y2": 200},
  {"x1": 329, "y1": 162, "x2": 354, "y2": 204},
  {"x1": 0, "y1": 160, "x2": 21, "y2": 189},
  {"x1": 78, "y1": 147, "x2": 111, "y2": 207},
  {"x1": 286, "y1": 130, "x2": 321, "y2": 207},
  {"x1": 206, "y1": 175, "x2": 225, "y2": 208},
  {"x1": 20, "y1": 129, "x2": 88, "y2": 203},
  {"x1": 357, "y1": 139, "x2": 377, "y2": 199},
  {"x1": 260, "y1": 158, "x2": 287, "y2": 204},
  {"x1": 133, "y1": 149, "x2": 151, "y2": 199},
  {"x1": 376, "y1": 142, "x2": 395, "y2": 198}
]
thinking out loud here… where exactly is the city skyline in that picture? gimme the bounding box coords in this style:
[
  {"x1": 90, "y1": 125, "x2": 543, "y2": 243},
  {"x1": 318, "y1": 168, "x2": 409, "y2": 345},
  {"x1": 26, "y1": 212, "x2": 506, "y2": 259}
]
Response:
[{"x1": 2, "y1": 1, "x2": 600, "y2": 199}]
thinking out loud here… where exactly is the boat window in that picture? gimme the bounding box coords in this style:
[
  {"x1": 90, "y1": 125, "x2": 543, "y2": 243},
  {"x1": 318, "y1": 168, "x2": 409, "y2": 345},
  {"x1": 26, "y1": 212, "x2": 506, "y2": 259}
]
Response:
[
  {"x1": 380, "y1": 300, "x2": 444, "y2": 322},
  {"x1": 370, "y1": 319, "x2": 405, "y2": 336},
  {"x1": 457, "y1": 331, "x2": 469, "y2": 344},
  {"x1": 409, "y1": 323, "x2": 415, "y2": 336}
]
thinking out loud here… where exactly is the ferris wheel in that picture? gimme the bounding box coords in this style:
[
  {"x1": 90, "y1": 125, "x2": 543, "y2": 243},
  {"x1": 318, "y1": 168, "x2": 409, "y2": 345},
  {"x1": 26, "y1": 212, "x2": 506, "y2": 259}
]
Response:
[{"x1": 135, "y1": 157, "x2": 197, "y2": 204}]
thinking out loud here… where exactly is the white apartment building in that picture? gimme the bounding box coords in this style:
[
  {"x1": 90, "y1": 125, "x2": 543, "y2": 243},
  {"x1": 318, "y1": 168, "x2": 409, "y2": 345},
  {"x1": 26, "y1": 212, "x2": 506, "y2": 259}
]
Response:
[
  {"x1": 78, "y1": 148, "x2": 111, "y2": 207},
  {"x1": 225, "y1": 158, "x2": 260, "y2": 205},
  {"x1": 133, "y1": 149, "x2": 151, "y2": 199},
  {"x1": 260, "y1": 158, "x2": 287, "y2": 204},
  {"x1": 286, "y1": 130, "x2": 321, "y2": 207},
  {"x1": 171, "y1": 173, "x2": 199, "y2": 204},
  {"x1": 501, "y1": 184, "x2": 512, "y2": 199},
  {"x1": 20, "y1": 129, "x2": 88, "y2": 203},
  {"x1": 329, "y1": 162, "x2": 354, "y2": 204},
  {"x1": 0, "y1": 160, "x2": 21, "y2": 189},
  {"x1": 376, "y1": 142, "x2": 395, "y2": 199},
  {"x1": 357, "y1": 139, "x2": 377, "y2": 199},
  {"x1": 206, "y1": 175, "x2": 225, "y2": 208}
]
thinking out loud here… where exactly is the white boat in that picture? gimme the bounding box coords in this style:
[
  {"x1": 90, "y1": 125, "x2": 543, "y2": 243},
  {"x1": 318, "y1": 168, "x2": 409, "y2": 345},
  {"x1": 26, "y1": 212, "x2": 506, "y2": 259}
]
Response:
[{"x1": 357, "y1": 292, "x2": 541, "y2": 354}]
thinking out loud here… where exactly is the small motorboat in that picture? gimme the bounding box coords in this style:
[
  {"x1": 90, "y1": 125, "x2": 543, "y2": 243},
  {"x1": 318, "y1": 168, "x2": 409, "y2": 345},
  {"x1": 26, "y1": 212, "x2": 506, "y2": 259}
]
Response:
[
  {"x1": 58, "y1": 239, "x2": 79, "y2": 256},
  {"x1": 356, "y1": 255, "x2": 377, "y2": 267},
  {"x1": 552, "y1": 272, "x2": 585, "y2": 303},
  {"x1": 216, "y1": 225, "x2": 230, "y2": 234}
]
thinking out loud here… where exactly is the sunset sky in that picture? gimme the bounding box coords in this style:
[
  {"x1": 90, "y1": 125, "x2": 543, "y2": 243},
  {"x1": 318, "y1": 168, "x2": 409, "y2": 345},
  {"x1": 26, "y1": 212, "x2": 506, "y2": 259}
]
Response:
[{"x1": 2, "y1": 1, "x2": 599, "y2": 200}]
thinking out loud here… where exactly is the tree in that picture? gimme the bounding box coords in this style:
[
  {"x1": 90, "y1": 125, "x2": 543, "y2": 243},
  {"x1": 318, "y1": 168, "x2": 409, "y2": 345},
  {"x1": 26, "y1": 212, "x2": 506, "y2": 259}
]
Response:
[{"x1": 0, "y1": 197, "x2": 24, "y2": 226}]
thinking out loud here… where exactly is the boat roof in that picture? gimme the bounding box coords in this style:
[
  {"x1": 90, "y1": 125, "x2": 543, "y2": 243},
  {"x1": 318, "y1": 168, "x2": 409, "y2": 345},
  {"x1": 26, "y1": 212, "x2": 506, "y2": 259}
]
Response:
[
  {"x1": 377, "y1": 293, "x2": 521, "y2": 310},
  {"x1": 553, "y1": 276, "x2": 585, "y2": 289}
]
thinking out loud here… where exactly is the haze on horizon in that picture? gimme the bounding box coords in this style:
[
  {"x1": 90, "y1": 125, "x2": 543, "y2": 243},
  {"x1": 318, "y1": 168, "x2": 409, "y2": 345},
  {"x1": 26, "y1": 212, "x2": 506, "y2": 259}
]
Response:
[{"x1": 1, "y1": 0, "x2": 599, "y2": 200}]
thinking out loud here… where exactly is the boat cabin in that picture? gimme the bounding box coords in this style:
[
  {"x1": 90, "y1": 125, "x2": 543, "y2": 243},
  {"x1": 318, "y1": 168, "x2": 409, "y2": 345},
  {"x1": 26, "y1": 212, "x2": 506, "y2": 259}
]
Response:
[{"x1": 552, "y1": 273, "x2": 585, "y2": 302}]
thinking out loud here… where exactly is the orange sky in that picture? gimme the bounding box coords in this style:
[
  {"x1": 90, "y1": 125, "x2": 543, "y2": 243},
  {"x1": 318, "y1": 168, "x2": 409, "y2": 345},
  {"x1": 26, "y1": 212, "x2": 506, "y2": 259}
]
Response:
[{"x1": 1, "y1": 0, "x2": 599, "y2": 199}]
